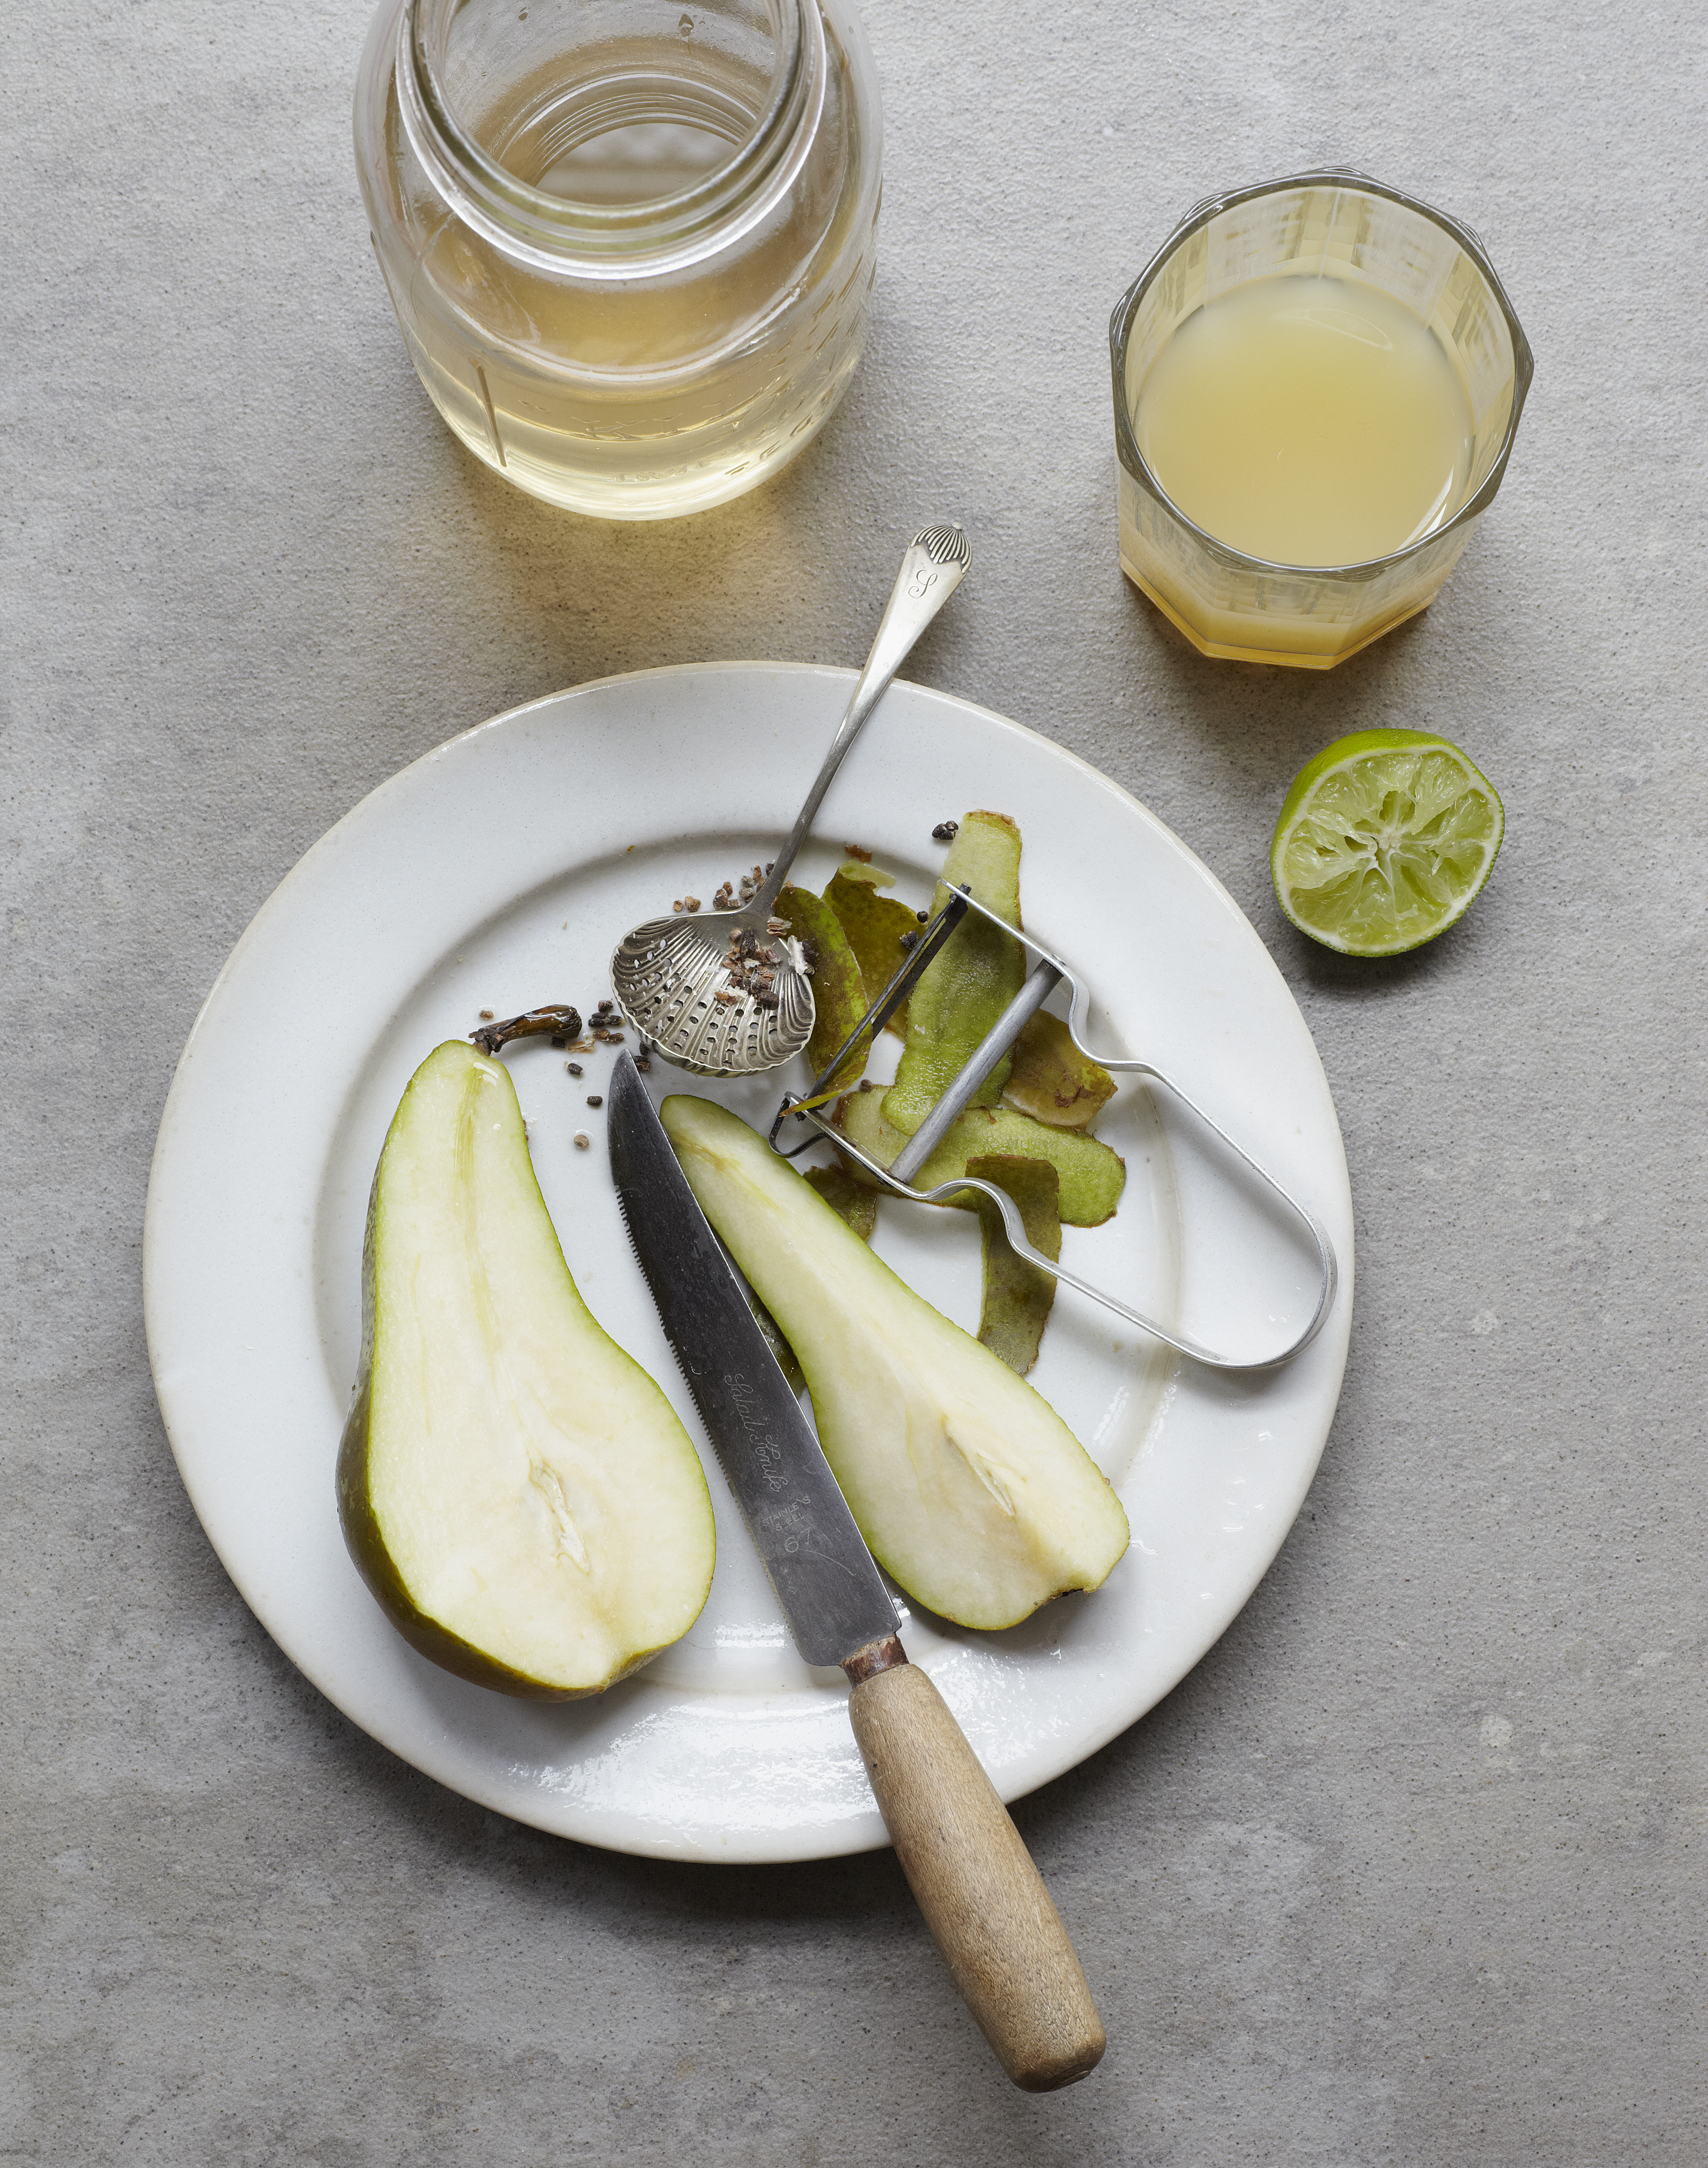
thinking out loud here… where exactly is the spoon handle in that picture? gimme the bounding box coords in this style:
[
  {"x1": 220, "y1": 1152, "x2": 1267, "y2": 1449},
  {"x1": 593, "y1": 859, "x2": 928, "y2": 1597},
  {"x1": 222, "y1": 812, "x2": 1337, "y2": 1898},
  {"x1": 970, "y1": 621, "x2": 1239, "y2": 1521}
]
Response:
[{"x1": 751, "y1": 525, "x2": 969, "y2": 915}]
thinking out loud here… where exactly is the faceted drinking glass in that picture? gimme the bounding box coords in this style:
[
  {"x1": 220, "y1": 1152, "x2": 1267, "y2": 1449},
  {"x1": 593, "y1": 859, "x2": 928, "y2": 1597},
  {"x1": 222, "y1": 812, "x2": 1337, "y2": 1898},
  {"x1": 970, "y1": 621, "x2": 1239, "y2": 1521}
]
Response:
[{"x1": 1110, "y1": 170, "x2": 1533, "y2": 668}]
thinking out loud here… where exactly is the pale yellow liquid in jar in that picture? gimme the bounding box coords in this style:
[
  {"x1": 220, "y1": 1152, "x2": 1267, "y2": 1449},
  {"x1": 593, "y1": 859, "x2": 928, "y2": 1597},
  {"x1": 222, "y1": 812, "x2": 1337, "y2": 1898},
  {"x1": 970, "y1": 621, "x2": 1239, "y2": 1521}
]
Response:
[
  {"x1": 1134, "y1": 275, "x2": 1475, "y2": 565},
  {"x1": 485, "y1": 48, "x2": 748, "y2": 205},
  {"x1": 392, "y1": 38, "x2": 875, "y2": 518}
]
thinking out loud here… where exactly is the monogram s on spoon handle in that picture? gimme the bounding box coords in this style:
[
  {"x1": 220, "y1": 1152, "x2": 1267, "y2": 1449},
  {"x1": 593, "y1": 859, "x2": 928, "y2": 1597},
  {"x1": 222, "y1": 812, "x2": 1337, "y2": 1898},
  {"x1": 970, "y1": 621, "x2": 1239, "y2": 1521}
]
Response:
[{"x1": 609, "y1": 525, "x2": 970, "y2": 1078}]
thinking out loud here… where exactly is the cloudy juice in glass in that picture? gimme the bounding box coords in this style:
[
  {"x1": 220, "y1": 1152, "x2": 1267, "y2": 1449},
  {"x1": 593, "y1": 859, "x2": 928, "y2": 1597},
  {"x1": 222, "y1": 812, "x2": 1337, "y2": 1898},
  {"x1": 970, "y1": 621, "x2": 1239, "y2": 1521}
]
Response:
[{"x1": 1110, "y1": 172, "x2": 1532, "y2": 668}]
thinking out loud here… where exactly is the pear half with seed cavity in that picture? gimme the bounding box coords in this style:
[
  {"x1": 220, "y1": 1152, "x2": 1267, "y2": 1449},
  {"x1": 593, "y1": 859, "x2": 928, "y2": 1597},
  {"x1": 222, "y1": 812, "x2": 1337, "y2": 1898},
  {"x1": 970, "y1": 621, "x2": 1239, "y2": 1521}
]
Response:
[
  {"x1": 661, "y1": 1094, "x2": 1129, "y2": 1632},
  {"x1": 338, "y1": 1041, "x2": 714, "y2": 1697}
]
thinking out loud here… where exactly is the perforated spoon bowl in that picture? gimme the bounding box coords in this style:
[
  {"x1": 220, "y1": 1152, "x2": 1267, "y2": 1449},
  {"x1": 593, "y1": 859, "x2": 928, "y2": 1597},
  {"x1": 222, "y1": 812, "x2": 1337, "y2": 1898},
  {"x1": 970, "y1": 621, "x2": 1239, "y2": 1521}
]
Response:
[{"x1": 609, "y1": 525, "x2": 969, "y2": 1077}]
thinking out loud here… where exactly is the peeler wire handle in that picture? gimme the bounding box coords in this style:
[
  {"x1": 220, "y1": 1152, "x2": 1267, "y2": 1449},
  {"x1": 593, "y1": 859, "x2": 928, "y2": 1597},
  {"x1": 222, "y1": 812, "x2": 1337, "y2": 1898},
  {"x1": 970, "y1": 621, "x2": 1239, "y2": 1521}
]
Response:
[
  {"x1": 815, "y1": 1114, "x2": 1336, "y2": 1373},
  {"x1": 774, "y1": 884, "x2": 1340, "y2": 1372}
]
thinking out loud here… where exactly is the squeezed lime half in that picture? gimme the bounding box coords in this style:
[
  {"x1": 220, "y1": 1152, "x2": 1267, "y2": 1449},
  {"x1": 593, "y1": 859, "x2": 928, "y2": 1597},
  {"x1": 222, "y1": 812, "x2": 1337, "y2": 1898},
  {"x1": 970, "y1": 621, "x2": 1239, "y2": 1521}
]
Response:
[{"x1": 1271, "y1": 729, "x2": 1504, "y2": 956}]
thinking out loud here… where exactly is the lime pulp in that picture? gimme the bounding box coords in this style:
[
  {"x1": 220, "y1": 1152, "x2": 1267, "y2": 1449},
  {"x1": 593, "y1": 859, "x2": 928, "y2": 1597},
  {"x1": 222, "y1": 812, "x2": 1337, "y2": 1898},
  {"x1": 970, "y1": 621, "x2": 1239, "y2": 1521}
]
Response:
[{"x1": 1271, "y1": 728, "x2": 1504, "y2": 956}]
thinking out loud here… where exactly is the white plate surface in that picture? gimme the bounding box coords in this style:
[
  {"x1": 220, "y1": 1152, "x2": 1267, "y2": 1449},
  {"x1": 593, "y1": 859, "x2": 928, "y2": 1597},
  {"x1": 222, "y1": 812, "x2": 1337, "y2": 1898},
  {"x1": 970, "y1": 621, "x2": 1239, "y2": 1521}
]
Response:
[{"x1": 144, "y1": 664, "x2": 1353, "y2": 1863}]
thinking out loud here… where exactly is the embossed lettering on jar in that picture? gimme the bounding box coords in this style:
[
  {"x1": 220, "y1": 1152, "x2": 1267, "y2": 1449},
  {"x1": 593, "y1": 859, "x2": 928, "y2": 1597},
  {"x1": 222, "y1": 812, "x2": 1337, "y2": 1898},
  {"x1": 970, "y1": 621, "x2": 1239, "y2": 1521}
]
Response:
[{"x1": 355, "y1": 0, "x2": 882, "y2": 518}]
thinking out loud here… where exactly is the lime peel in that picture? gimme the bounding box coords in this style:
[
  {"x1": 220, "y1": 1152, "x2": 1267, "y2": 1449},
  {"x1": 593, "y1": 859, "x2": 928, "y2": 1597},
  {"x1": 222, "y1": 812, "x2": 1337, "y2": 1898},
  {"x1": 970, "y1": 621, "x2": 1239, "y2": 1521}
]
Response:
[{"x1": 1271, "y1": 728, "x2": 1504, "y2": 956}]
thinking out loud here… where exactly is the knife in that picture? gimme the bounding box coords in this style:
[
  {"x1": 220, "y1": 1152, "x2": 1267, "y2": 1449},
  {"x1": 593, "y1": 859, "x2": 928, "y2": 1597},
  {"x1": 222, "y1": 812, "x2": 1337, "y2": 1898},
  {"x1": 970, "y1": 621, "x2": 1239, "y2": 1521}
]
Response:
[{"x1": 607, "y1": 1051, "x2": 1106, "y2": 2091}]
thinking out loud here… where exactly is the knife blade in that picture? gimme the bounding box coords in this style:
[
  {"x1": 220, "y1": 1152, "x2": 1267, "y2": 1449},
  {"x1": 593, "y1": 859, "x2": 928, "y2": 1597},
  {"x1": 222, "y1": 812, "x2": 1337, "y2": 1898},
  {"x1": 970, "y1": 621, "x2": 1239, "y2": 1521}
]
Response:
[
  {"x1": 606, "y1": 1051, "x2": 898, "y2": 1669},
  {"x1": 606, "y1": 1052, "x2": 1107, "y2": 2092}
]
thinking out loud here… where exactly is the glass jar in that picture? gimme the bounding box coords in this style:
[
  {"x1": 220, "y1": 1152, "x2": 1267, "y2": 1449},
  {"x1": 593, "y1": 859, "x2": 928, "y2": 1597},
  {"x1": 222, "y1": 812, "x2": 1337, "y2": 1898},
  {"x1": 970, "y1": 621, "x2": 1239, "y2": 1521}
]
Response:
[
  {"x1": 1110, "y1": 171, "x2": 1533, "y2": 668},
  {"x1": 354, "y1": 0, "x2": 881, "y2": 519}
]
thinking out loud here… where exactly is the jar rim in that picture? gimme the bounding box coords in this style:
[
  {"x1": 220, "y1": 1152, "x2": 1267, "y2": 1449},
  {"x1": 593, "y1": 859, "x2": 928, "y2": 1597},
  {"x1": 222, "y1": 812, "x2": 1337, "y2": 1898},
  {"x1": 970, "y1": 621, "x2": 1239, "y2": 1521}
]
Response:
[
  {"x1": 1108, "y1": 168, "x2": 1536, "y2": 581},
  {"x1": 402, "y1": 0, "x2": 823, "y2": 272}
]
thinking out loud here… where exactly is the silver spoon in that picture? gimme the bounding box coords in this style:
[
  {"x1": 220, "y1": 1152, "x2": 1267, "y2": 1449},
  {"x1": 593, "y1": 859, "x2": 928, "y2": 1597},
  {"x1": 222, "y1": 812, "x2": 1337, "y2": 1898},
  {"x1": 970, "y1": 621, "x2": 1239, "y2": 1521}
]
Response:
[{"x1": 609, "y1": 525, "x2": 970, "y2": 1077}]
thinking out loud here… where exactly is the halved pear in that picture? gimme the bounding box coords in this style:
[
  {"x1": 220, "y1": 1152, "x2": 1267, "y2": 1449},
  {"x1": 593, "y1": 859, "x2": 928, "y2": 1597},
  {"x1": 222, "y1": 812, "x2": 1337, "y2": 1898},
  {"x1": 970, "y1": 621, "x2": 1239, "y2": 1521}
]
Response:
[
  {"x1": 338, "y1": 1042, "x2": 714, "y2": 1697},
  {"x1": 661, "y1": 1095, "x2": 1129, "y2": 1631}
]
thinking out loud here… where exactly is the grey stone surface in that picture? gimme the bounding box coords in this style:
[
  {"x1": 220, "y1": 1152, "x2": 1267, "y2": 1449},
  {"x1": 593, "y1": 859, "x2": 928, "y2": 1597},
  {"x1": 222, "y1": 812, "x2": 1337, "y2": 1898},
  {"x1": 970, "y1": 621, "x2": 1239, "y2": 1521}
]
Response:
[{"x1": 4, "y1": 0, "x2": 1704, "y2": 2160}]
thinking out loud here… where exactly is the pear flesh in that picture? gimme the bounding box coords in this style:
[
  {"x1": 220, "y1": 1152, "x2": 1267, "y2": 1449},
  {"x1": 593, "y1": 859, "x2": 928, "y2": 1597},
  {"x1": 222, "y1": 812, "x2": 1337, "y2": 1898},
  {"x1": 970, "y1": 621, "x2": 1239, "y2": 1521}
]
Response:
[
  {"x1": 660, "y1": 1095, "x2": 1129, "y2": 1632},
  {"x1": 338, "y1": 1042, "x2": 714, "y2": 1697}
]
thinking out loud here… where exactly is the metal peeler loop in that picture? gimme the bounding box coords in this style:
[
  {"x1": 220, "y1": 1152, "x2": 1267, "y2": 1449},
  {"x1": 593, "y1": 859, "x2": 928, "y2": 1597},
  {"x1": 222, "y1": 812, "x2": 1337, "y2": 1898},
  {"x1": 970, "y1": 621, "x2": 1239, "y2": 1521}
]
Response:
[
  {"x1": 1049, "y1": 986, "x2": 1339, "y2": 1367},
  {"x1": 770, "y1": 886, "x2": 1339, "y2": 1371}
]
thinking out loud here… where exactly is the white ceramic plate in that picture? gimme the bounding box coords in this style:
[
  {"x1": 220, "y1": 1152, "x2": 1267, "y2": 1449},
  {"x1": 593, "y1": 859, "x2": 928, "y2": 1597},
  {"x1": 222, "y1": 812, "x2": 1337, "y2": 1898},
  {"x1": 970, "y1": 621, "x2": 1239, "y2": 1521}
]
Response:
[{"x1": 144, "y1": 664, "x2": 1352, "y2": 1864}]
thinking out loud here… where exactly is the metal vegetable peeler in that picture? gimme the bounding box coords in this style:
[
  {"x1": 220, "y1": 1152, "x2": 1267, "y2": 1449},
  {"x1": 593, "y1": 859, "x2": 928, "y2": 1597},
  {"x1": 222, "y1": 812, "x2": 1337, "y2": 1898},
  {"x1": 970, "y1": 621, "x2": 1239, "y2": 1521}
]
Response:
[{"x1": 767, "y1": 888, "x2": 1338, "y2": 1372}]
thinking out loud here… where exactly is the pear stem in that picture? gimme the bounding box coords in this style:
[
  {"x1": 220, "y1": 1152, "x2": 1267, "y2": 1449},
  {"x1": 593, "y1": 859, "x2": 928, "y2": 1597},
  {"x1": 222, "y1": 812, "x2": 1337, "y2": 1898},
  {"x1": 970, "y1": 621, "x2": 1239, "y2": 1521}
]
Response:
[{"x1": 470, "y1": 1005, "x2": 583, "y2": 1056}]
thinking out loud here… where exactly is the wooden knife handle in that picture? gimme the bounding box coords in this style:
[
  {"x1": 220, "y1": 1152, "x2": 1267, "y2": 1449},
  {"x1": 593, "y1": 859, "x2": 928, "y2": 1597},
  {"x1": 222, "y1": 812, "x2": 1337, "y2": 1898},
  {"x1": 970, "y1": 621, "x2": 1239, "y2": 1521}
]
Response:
[{"x1": 844, "y1": 1639, "x2": 1106, "y2": 2091}]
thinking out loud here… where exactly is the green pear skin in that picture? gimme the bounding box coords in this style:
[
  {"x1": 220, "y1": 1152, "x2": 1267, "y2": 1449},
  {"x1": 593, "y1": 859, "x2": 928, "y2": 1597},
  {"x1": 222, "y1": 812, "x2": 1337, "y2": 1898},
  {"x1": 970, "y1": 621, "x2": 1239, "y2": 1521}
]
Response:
[
  {"x1": 832, "y1": 1082, "x2": 1126, "y2": 1227},
  {"x1": 884, "y1": 811, "x2": 1027, "y2": 1136},
  {"x1": 338, "y1": 1042, "x2": 714, "y2": 1697},
  {"x1": 1003, "y1": 1011, "x2": 1118, "y2": 1130},
  {"x1": 661, "y1": 1095, "x2": 1129, "y2": 1631}
]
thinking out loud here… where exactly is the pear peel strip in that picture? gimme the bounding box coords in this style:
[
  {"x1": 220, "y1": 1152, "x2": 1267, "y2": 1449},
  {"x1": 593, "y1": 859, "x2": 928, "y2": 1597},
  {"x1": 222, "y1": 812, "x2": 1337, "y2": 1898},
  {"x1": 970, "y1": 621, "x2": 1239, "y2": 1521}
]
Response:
[{"x1": 773, "y1": 887, "x2": 1338, "y2": 1374}]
